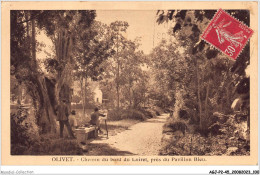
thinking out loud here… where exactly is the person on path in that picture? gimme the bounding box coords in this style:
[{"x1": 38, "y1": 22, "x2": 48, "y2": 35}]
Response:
[
  {"x1": 90, "y1": 107, "x2": 105, "y2": 134},
  {"x1": 56, "y1": 100, "x2": 75, "y2": 139}
]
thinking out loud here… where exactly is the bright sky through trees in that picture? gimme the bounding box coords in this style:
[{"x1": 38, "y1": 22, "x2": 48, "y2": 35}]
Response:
[
  {"x1": 36, "y1": 10, "x2": 174, "y2": 61},
  {"x1": 96, "y1": 10, "x2": 173, "y2": 54}
]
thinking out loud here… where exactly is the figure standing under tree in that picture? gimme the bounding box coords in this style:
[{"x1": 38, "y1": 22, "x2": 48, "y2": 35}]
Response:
[{"x1": 56, "y1": 99, "x2": 75, "y2": 139}]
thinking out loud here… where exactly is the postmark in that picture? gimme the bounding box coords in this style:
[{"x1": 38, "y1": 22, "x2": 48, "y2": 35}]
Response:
[{"x1": 201, "y1": 9, "x2": 253, "y2": 60}]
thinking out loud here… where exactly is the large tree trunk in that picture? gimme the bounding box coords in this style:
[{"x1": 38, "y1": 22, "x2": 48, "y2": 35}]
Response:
[
  {"x1": 55, "y1": 29, "x2": 73, "y2": 118},
  {"x1": 34, "y1": 76, "x2": 57, "y2": 133},
  {"x1": 30, "y1": 18, "x2": 57, "y2": 133}
]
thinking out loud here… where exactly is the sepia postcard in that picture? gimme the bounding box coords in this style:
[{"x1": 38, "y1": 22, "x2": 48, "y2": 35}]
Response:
[{"x1": 1, "y1": 1, "x2": 258, "y2": 166}]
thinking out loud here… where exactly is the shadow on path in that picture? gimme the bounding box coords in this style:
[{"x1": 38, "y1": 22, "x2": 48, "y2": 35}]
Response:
[
  {"x1": 88, "y1": 114, "x2": 168, "y2": 156},
  {"x1": 85, "y1": 143, "x2": 135, "y2": 156},
  {"x1": 144, "y1": 120, "x2": 166, "y2": 124}
]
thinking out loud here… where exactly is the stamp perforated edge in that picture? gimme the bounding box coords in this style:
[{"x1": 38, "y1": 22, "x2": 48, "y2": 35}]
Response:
[{"x1": 200, "y1": 8, "x2": 254, "y2": 60}]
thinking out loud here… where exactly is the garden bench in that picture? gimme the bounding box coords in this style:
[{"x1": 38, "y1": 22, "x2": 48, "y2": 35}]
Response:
[
  {"x1": 75, "y1": 113, "x2": 108, "y2": 143},
  {"x1": 75, "y1": 126, "x2": 97, "y2": 143}
]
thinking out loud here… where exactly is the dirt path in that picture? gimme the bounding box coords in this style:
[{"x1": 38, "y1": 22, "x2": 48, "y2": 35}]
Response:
[{"x1": 90, "y1": 114, "x2": 168, "y2": 156}]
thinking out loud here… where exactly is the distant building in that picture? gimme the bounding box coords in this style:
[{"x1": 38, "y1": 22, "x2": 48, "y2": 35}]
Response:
[
  {"x1": 93, "y1": 86, "x2": 102, "y2": 104},
  {"x1": 72, "y1": 79, "x2": 104, "y2": 105}
]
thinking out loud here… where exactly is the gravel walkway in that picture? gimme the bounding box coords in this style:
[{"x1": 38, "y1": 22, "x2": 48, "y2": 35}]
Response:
[{"x1": 91, "y1": 114, "x2": 168, "y2": 155}]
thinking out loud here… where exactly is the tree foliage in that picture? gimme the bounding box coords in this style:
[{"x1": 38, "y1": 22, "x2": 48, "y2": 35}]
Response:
[{"x1": 99, "y1": 23, "x2": 148, "y2": 109}]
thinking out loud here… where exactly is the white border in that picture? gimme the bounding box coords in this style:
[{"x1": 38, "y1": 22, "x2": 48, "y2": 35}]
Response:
[{"x1": 0, "y1": 0, "x2": 259, "y2": 174}]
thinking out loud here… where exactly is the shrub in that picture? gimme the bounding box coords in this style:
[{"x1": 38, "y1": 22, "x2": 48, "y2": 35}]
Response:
[
  {"x1": 11, "y1": 106, "x2": 39, "y2": 155},
  {"x1": 151, "y1": 106, "x2": 163, "y2": 116},
  {"x1": 11, "y1": 112, "x2": 30, "y2": 147},
  {"x1": 11, "y1": 107, "x2": 82, "y2": 155},
  {"x1": 163, "y1": 117, "x2": 188, "y2": 135},
  {"x1": 13, "y1": 133, "x2": 83, "y2": 155},
  {"x1": 124, "y1": 109, "x2": 146, "y2": 121},
  {"x1": 25, "y1": 134, "x2": 83, "y2": 155},
  {"x1": 119, "y1": 109, "x2": 146, "y2": 121},
  {"x1": 137, "y1": 108, "x2": 156, "y2": 118},
  {"x1": 107, "y1": 109, "x2": 124, "y2": 121},
  {"x1": 179, "y1": 110, "x2": 189, "y2": 120},
  {"x1": 108, "y1": 108, "x2": 147, "y2": 121}
]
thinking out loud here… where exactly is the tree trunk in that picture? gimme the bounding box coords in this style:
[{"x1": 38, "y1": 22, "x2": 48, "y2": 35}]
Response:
[
  {"x1": 129, "y1": 86, "x2": 132, "y2": 107},
  {"x1": 53, "y1": 30, "x2": 73, "y2": 135},
  {"x1": 116, "y1": 83, "x2": 120, "y2": 108},
  {"x1": 31, "y1": 19, "x2": 37, "y2": 68},
  {"x1": 34, "y1": 76, "x2": 57, "y2": 133},
  {"x1": 128, "y1": 80, "x2": 133, "y2": 108},
  {"x1": 196, "y1": 59, "x2": 202, "y2": 129},
  {"x1": 30, "y1": 18, "x2": 57, "y2": 133},
  {"x1": 79, "y1": 76, "x2": 85, "y2": 118},
  {"x1": 204, "y1": 81, "x2": 210, "y2": 124},
  {"x1": 224, "y1": 61, "x2": 232, "y2": 113},
  {"x1": 116, "y1": 33, "x2": 120, "y2": 109},
  {"x1": 25, "y1": 11, "x2": 31, "y2": 57},
  {"x1": 83, "y1": 77, "x2": 86, "y2": 118}
]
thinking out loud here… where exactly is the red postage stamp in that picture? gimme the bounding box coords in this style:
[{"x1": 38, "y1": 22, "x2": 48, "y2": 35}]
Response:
[{"x1": 201, "y1": 9, "x2": 253, "y2": 60}]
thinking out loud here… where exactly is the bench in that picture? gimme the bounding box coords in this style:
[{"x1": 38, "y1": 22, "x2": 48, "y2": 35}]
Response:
[
  {"x1": 75, "y1": 126, "x2": 98, "y2": 143},
  {"x1": 75, "y1": 114, "x2": 108, "y2": 143}
]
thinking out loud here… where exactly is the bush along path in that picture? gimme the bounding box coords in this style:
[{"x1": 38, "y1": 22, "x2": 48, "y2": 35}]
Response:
[
  {"x1": 86, "y1": 114, "x2": 168, "y2": 156},
  {"x1": 160, "y1": 112, "x2": 250, "y2": 156}
]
